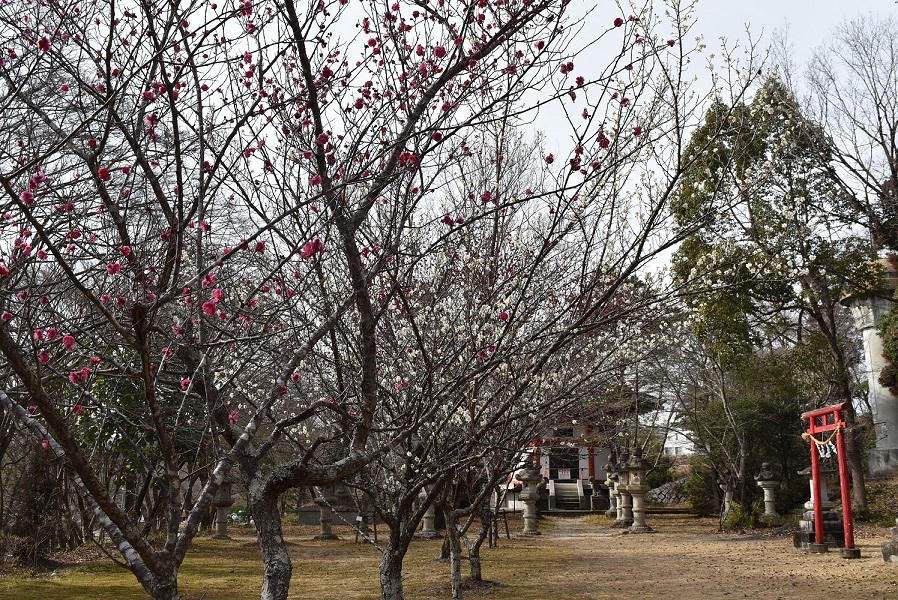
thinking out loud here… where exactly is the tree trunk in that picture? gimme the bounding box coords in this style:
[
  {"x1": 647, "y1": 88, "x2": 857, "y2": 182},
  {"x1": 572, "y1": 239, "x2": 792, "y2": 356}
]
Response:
[
  {"x1": 807, "y1": 293, "x2": 867, "y2": 509},
  {"x1": 251, "y1": 490, "x2": 293, "y2": 600},
  {"x1": 379, "y1": 548, "x2": 406, "y2": 600},
  {"x1": 439, "y1": 531, "x2": 450, "y2": 559},
  {"x1": 446, "y1": 511, "x2": 463, "y2": 600},
  {"x1": 144, "y1": 574, "x2": 179, "y2": 600},
  {"x1": 468, "y1": 505, "x2": 490, "y2": 582},
  {"x1": 469, "y1": 539, "x2": 483, "y2": 583},
  {"x1": 841, "y1": 407, "x2": 868, "y2": 509}
]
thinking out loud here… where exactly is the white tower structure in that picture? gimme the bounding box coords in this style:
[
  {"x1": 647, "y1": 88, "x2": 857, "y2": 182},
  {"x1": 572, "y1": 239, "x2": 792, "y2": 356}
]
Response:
[{"x1": 842, "y1": 259, "x2": 898, "y2": 477}]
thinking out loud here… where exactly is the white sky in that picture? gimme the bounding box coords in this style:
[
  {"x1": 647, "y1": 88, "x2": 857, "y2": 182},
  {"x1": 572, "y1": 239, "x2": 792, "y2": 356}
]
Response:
[
  {"x1": 537, "y1": 1, "x2": 896, "y2": 155},
  {"x1": 693, "y1": 0, "x2": 896, "y2": 64},
  {"x1": 530, "y1": 1, "x2": 897, "y2": 271}
]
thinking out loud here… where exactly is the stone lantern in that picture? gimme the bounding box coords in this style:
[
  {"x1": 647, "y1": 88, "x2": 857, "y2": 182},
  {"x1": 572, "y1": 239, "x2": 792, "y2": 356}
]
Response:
[
  {"x1": 800, "y1": 465, "x2": 835, "y2": 512},
  {"x1": 625, "y1": 447, "x2": 653, "y2": 533},
  {"x1": 615, "y1": 451, "x2": 632, "y2": 527},
  {"x1": 314, "y1": 486, "x2": 339, "y2": 540},
  {"x1": 603, "y1": 462, "x2": 619, "y2": 518},
  {"x1": 755, "y1": 463, "x2": 780, "y2": 517},
  {"x1": 212, "y1": 473, "x2": 236, "y2": 539},
  {"x1": 417, "y1": 488, "x2": 439, "y2": 539},
  {"x1": 516, "y1": 463, "x2": 543, "y2": 536}
]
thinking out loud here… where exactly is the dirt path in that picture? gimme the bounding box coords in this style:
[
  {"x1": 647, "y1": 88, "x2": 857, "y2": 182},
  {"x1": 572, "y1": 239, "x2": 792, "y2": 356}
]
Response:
[{"x1": 532, "y1": 516, "x2": 897, "y2": 600}]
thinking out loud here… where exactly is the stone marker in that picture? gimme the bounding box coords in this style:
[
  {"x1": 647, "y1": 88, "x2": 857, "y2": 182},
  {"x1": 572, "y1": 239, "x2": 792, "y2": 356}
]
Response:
[
  {"x1": 313, "y1": 494, "x2": 339, "y2": 540},
  {"x1": 841, "y1": 266, "x2": 898, "y2": 477},
  {"x1": 793, "y1": 466, "x2": 844, "y2": 551}
]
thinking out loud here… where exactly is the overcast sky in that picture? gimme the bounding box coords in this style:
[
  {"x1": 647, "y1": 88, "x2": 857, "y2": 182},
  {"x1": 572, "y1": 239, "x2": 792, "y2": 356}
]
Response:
[
  {"x1": 693, "y1": 0, "x2": 896, "y2": 64},
  {"x1": 540, "y1": 1, "x2": 897, "y2": 146}
]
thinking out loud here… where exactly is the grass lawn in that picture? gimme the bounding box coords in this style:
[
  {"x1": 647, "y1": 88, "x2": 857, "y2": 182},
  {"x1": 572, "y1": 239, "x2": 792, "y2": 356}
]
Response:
[{"x1": 0, "y1": 519, "x2": 538, "y2": 599}]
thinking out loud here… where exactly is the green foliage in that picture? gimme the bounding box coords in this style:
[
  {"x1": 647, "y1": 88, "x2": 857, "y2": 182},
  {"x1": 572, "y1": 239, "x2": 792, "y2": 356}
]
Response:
[
  {"x1": 723, "y1": 501, "x2": 759, "y2": 530},
  {"x1": 678, "y1": 348, "x2": 809, "y2": 488},
  {"x1": 853, "y1": 481, "x2": 898, "y2": 526},
  {"x1": 229, "y1": 506, "x2": 254, "y2": 526},
  {"x1": 670, "y1": 76, "x2": 872, "y2": 518},
  {"x1": 646, "y1": 454, "x2": 675, "y2": 489},
  {"x1": 671, "y1": 76, "x2": 876, "y2": 367},
  {"x1": 684, "y1": 470, "x2": 717, "y2": 516},
  {"x1": 877, "y1": 285, "x2": 898, "y2": 395},
  {"x1": 773, "y1": 482, "x2": 808, "y2": 516}
]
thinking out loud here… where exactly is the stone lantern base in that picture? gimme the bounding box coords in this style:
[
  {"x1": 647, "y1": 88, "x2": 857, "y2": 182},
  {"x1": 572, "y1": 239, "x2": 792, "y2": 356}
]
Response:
[
  {"x1": 793, "y1": 510, "x2": 844, "y2": 550},
  {"x1": 415, "y1": 507, "x2": 440, "y2": 539},
  {"x1": 313, "y1": 501, "x2": 340, "y2": 540}
]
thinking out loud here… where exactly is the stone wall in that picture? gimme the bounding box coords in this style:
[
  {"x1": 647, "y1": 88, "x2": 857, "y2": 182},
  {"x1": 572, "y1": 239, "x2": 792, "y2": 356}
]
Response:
[{"x1": 645, "y1": 477, "x2": 688, "y2": 505}]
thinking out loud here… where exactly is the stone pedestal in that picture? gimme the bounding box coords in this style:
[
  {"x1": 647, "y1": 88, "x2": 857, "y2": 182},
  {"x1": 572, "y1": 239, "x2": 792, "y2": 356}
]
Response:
[
  {"x1": 517, "y1": 467, "x2": 542, "y2": 536},
  {"x1": 842, "y1": 281, "x2": 898, "y2": 478},
  {"x1": 755, "y1": 463, "x2": 780, "y2": 517},
  {"x1": 617, "y1": 486, "x2": 632, "y2": 527},
  {"x1": 606, "y1": 489, "x2": 618, "y2": 518},
  {"x1": 212, "y1": 474, "x2": 235, "y2": 540},
  {"x1": 757, "y1": 480, "x2": 779, "y2": 517},
  {"x1": 882, "y1": 519, "x2": 898, "y2": 564}
]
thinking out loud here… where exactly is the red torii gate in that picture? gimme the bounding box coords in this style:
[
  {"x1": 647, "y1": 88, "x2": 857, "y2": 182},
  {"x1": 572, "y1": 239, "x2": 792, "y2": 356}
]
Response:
[{"x1": 801, "y1": 402, "x2": 860, "y2": 558}]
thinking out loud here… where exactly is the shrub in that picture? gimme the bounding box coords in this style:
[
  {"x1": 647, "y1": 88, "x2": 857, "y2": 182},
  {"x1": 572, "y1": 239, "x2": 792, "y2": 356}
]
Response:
[
  {"x1": 228, "y1": 506, "x2": 253, "y2": 526},
  {"x1": 723, "y1": 501, "x2": 759, "y2": 530},
  {"x1": 774, "y1": 481, "x2": 807, "y2": 516},
  {"x1": 684, "y1": 471, "x2": 717, "y2": 516},
  {"x1": 854, "y1": 481, "x2": 898, "y2": 527},
  {"x1": 646, "y1": 455, "x2": 676, "y2": 489}
]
